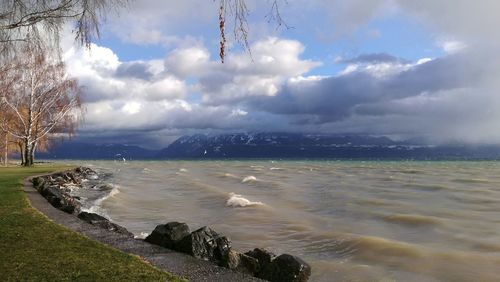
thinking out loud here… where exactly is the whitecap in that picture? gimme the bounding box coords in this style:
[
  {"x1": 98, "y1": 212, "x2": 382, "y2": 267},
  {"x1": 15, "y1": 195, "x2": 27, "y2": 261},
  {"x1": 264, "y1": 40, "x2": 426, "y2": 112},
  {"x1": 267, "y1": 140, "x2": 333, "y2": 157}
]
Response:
[
  {"x1": 134, "y1": 232, "x2": 150, "y2": 239},
  {"x1": 108, "y1": 186, "x2": 120, "y2": 198},
  {"x1": 87, "y1": 174, "x2": 99, "y2": 180},
  {"x1": 179, "y1": 168, "x2": 188, "y2": 172},
  {"x1": 94, "y1": 185, "x2": 120, "y2": 206},
  {"x1": 80, "y1": 206, "x2": 109, "y2": 218},
  {"x1": 242, "y1": 176, "x2": 257, "y2": 183},
  {"x1": 226, "y1": 193, "x2": 264, "y2": 207},
  {"x1": 270, "y1": 167, "x2": 283, "y2": 171}
]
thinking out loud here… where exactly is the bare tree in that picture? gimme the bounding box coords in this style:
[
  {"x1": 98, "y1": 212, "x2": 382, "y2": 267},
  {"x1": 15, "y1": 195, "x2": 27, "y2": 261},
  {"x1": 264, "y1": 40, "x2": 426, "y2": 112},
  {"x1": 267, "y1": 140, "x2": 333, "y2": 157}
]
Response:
[
  {"x1": 0, "y1": 0, "x2": 127, "y2": 56},
  {"x1": 0, "y1": 46, "x2": 82, "y2": 166}
]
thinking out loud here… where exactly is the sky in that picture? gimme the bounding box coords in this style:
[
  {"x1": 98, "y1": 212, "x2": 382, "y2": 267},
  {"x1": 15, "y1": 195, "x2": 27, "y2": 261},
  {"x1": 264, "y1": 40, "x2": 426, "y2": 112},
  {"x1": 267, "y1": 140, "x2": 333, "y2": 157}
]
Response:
[{"x1": 60, "y1": 0, "x2": 500, "y2": 149}]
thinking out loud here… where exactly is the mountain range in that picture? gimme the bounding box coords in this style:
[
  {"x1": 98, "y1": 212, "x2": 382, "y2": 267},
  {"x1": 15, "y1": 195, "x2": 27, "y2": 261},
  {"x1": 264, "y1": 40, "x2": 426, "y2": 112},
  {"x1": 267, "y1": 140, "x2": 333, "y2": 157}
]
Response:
[{"x1": 37, "y1": 132, "x2": 500, "y2": 160}]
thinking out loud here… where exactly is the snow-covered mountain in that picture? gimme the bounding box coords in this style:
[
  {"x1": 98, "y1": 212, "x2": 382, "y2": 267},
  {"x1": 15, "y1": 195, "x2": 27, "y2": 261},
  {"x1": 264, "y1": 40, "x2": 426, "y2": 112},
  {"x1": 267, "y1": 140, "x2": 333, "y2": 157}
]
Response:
[{"x1": 158, "y1": 132, "x2": 437, "y2": 159}]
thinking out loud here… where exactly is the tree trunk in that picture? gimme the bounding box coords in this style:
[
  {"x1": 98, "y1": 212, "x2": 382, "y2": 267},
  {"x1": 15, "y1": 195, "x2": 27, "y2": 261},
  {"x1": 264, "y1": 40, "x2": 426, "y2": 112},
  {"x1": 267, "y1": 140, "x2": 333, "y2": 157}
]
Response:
[
  {"x1": 23, "y1": 140, "x2": 33, "y2": 166},
  {"x1": 18, "y1": 142, "x2": 24, "y2": 166},
  {"x1": 30, "y1": 142, "x2": 37, "y2": 166},
  {"x1": 3, "y1": 132, "x2": 7, "y2": 166}
]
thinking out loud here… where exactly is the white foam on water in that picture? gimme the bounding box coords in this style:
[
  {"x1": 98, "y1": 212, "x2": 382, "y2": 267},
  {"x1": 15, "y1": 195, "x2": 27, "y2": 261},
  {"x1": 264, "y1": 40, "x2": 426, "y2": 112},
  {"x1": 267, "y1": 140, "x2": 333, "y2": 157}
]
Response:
[
  {"x1": 87, "y1": 174, "x2": 99, "y2": 180},
  {"x1": 94, "y1": 185, "x2": 120, "y2": 206},
  {"x1": 81, "y1": 205, "x2": 110, "y2": 218},
  {"x1": 270, "y1": 167, "x2": 283, "y2": 171},
  {"x1": 179, "y1": 168, "x2": 188, "y2": 172},
  {"x1": 226, "y1": 192, "x2": 264, "y2": 207},
  {"x1": 83, "y1": 184, "x2": 120, "y2": 218},
  {"x1": 108, "y1": 186, "x2": 120, "y2": 197},
  {"x1": 134, "y1": 232, "x2": 150, "y2": 239},
  {"x1": 242, "y1": 176, "x2": 257, "y2": 183}
]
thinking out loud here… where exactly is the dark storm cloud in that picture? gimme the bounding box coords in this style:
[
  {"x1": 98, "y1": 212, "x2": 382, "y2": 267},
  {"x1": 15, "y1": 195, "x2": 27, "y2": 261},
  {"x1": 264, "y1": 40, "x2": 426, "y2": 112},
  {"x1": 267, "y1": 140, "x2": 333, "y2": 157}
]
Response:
[
  {"x1": 339, "y1": 53, "x2": 410, "y2": 64},
  {"x1": 115, "y1": 61, "x2": 154, "y2": 80},
  {"x1": 251, "y1": 52, "x2": 485, "y2": 123}
]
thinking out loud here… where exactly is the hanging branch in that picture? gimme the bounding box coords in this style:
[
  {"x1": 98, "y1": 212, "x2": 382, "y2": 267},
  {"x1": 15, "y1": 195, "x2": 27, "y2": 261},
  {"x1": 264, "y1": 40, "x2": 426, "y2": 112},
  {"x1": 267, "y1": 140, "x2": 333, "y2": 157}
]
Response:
[
  {"x1": 219, "y1": 0, "x2": 226, "y2": 63},
  {"x1": 217, "y1": 0, "x2": 288, "y2": 63}
]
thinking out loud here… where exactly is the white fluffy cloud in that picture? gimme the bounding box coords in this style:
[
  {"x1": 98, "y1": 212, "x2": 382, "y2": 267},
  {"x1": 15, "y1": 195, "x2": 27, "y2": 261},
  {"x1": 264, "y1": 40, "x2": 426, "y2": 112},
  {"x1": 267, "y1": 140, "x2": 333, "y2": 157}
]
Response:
[{"x1": 63, "y1": 37, "x2": 319, "y2": 147}]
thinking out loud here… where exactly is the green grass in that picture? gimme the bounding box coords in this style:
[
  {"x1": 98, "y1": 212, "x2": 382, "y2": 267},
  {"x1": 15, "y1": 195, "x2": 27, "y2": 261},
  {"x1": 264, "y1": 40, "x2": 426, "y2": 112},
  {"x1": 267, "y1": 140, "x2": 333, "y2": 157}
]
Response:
[{"x1": 0, "y1": 165, "x2": 184, "y2": 282}]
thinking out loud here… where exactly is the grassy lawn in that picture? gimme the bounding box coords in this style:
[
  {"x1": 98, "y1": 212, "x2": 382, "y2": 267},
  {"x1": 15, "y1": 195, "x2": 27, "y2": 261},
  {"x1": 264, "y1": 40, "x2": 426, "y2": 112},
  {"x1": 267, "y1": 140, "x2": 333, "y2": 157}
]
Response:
[{"x1": 0, "y1": 165, "x2": 183, "y2": 282}]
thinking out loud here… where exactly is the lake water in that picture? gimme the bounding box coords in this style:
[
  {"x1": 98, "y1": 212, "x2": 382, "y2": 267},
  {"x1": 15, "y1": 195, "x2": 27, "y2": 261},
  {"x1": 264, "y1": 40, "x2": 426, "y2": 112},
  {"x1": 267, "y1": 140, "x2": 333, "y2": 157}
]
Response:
[{"x1": 65, "y1": 160, "x2": 500, "y2": 281}]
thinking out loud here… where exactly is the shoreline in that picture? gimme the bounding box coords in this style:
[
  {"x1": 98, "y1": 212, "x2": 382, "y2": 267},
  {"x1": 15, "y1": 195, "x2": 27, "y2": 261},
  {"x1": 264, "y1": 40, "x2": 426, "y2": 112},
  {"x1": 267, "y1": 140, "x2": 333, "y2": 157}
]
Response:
[{"x1": 25, "y1": 170, "x2": 263, "y2": 282}]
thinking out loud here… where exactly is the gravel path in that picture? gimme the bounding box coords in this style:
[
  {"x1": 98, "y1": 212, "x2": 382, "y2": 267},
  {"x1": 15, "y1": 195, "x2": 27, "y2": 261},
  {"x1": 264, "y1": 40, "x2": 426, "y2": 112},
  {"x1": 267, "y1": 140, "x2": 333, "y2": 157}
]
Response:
[{"x1": 24, "y1": 177, "x2": 262, "y2": 282}]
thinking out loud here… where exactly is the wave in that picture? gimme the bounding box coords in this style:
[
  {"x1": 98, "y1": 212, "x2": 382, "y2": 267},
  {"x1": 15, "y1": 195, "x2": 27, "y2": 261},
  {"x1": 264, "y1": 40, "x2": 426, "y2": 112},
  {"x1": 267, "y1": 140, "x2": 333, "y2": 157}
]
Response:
[
  {"x1": 214, "y1": 172, "x2": 239, "y2": 179},
  {"x1": 340, "y1": 234, "x2": 423, "y2": 260},
  {"x1": 179, "y1": 168, "x2": 188, "y2": 172},
  {"x1": 382, "y1": 213, "x2": 444, "y2": 227},
  {"x1": 226, "y1": 192, "x2": 264, "y2": 207},
  {"x1": 452, "y1": 178, "x2": 493, "y2": 184},
  {"x1": 94, "y1": 185, "x2": 120, "y2": 206},
  {"x1": 403, "y1": 183, "x2": 450, "y2": 192},
  {"x1": 270, "y1": 167, "x2": 283, "y2": 171},
  {"x1": 81, "y1": 184, "x2": 120, "y2": 218},
  {"x1": 242, "y1": 176, "x2": 257, "y2": 183}
]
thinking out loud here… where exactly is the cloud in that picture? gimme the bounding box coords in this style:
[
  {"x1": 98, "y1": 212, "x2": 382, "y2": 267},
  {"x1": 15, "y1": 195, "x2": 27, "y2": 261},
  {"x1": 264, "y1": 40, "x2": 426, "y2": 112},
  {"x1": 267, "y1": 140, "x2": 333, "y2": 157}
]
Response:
[
  {"x1": 58, "y1": 1, "x2": 500, "y2": 147},
  {"x1": 337, "y1": 53, "x2": 410, "y2": 65},
  {"x1": 63, "y1": 37, "x2": 320, "y2": 147},
  {"x1": 439, "y1": 40, "x2": 467, "y2": 54},
  {"x1": 196, "y1": 37, "x2": 321, "y2": 105},
  {"x1": 242, "y1": 47, "x2": 500, "y2": 143}
]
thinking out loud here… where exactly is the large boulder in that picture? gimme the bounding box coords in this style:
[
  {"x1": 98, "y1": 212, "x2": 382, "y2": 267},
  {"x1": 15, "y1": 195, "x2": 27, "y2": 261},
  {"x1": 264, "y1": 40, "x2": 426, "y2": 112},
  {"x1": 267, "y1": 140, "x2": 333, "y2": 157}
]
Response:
[
  {"x1": 78, "y1": 212, "x2": 133, "y2": 237},
  {"x1": 214, "y1": 235, "x2": 232, "y2": 264},
  {"x1": 245, "y1": 248, "x2": 276, "y2": 274},
  {"x1": 41, "y1": 185, "x2": 64, "y2": 208},
  {"x1": 32, "y1": 176, "x2": 47, "y2": 191},
  {"x1": 223, "y1": 250, "x2": 260, "y2": 274},
  {"x1": 177, "y1": 226, "x2": 228, "y2": 262},
  {"x1": 145, "y1": 222, "x2": 190, "y2": 249},
  {"x1": 260, "y1": 254, "x2": 311, "y2": 282},
  {"x1": 40, "y1": 185, "x2": 77, "y2": 214}
]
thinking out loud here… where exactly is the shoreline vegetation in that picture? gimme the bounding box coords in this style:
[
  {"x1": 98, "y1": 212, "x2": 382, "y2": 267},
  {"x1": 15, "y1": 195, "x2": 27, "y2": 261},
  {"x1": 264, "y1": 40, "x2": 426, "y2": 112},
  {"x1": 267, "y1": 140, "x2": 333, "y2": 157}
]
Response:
[{"x1": 0, "y1": 165, "x2": 182, "y2": 281}]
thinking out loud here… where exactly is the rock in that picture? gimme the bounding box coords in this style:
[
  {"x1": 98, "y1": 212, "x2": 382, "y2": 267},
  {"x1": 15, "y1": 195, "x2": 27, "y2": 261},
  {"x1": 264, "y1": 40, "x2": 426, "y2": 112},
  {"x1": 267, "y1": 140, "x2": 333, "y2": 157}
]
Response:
[
  {"x1": 78, "y1": 212, "x2": 133, "y2": 237},
  {"x1": 145, "y1": 222, "x2": 190, "y2": 249},
  {"x1": 177, "y1": 226, "x2": 222, "y2": 261},
  {"x1": 225, "y1": 250, "x2": 242, "y2": 269},
  {"x1": 214, "y1": 236, "x2": 231, "y2": 264},
  {"x1": 245, "y1": 248, "x2": 276, "y2": 274},
  {"x1": 59, "y1": 203, "x2": 76, "y2": 214},
  {"x1": 41, "y1": 185, "x2": 64, "y2": 208},
  {"x1": 239, "y1": 252, "x2": 260, "y2": 274},
  {"x1": 260, "y1": 254, "x2": 311, "y2": 282},
  {"x1": 78, "y1": 211, "x2": 108, "y2": 223},
  {"x1": 32, "y1": 176, "x2": 46, "y2": 190},
  {"x1": 65, "y1": 171, "x2": 80, "y2": 184},
  {"x1": 221, "y1": 250, "x2": 260, "y2": 274}
]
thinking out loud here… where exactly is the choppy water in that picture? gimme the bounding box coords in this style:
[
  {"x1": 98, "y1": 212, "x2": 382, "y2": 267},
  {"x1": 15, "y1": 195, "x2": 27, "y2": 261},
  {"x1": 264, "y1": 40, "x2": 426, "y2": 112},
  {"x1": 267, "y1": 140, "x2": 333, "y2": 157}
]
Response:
[{"x1": 65, "y1": 160, "x2": 500, "y2": 281}]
